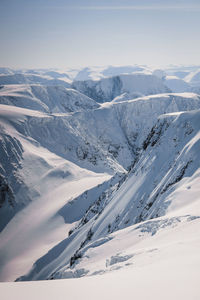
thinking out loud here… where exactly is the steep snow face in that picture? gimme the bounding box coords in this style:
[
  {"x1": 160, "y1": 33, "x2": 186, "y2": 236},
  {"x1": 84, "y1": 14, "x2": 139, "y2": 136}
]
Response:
[
  {"x1": 185, "y1": 69, "x2": 200, "y2": 86},
  {"x1": 120, "y1": 74, "x2": 170, "y2": 95},
  {"x1": 0, "y1": 105, "x2": 112, "y2": 281},
  {"x1": 185, "y1": 69, "x2": 200, "y2": 95},
  {"x1": 0, "y1": 85, "x2": 99, "y2": 113},
  {"x1": 21, "y1": 108, "x2": 200, "y2": 281},
  {"x1": 0, "y1": 134, "x2": 24, "y2": 230},
  {"x1": 111, "y1": 93, "x2": 200, "y2": 149},
  {"x1": 86, "y1": 110, "x2": 200, "y2": 240},
  {"x1": 72, "y1": 73, "x2": 170, "y2": 102},
  {"x1": 25, "y1": 92, "x2": 199, "y2": 174},
  {"x1": 164, "y1": 76, "x2": 191, "y2": 93}
]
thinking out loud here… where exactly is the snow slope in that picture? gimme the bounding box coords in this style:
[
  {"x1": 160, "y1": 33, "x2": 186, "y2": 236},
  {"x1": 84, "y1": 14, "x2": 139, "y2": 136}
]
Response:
[
  {"x1": 0, "y1": 92, "x2": 197, "y2": 282},
  {"x1": 0, "y1": 85, "x2": 99, "y2": 113},
  {"x1": 0, "y1": 73, "x2": 71, "y2": 87},
  {"x1": 185, "y1": 69, "x2": 200, "y2": 86},
  {"x1": 164, "y1": 75, "x2": 191, "y2": 93},
  {"x1": 0, "y1": 64, "x2": 200, "y2": 299},
  {"x1": 17, "y1": 107, "x2": 200, "y2": 281},
  {"x1": 1, "y1": 213, "x2": 200, "y2": 300},
  {"x1": 0, "y1": 105, "x2": 112, "y2": 281}
]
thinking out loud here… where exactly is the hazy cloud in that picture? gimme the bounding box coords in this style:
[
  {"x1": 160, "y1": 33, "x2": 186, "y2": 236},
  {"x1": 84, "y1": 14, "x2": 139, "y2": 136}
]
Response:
[{"x1": 69, "y1": 4, "x2": 200, "y2": 11}]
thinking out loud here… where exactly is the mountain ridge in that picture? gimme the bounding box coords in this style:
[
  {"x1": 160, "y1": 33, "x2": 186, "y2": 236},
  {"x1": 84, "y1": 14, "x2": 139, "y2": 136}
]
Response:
[{"x1": 0, "y1": 66, "x2": 199, "y2": 294}]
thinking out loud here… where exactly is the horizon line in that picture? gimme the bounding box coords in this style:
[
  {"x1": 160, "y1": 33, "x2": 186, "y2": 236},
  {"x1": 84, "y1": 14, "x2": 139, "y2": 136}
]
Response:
[{"x1": 67, "y1": 5, "x2": 200, "y2": 12}]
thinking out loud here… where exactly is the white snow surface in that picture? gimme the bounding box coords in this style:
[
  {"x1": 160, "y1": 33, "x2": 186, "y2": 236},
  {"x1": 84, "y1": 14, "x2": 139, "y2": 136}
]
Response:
[
  {"x1": 70, "y1": 65, "x2": 200, "y2": 101},
  {"x1": 1, "y1": 215, "x2": 200, "y2": 300},
  {"x1": 0, "y1": 84, "x2": 99, "y2": 113},
  {"x1": 17, "y1": 108, "x2": 200, "y2": 284},
  {"x1": 0, "y1": 91, "x2": 199, "y2": 284},
  {"x1": 164, "y1": 75, "x2": 191, "y2": 93},
  {"x1": 185, "y1": 69, "x2": 200, "y2": 85},
  {"x1": 0, "y1": 104, "x2": 112, "y2": 281},
  {"x1": 72, "y1": 65, "x2": 149, "y2": 81},
  {"x1": 0, "y1": 65, "x2": 200, "y2": 299},
  {"x1": 72, "y1": 73, "x2": 171, "y2": 102}
]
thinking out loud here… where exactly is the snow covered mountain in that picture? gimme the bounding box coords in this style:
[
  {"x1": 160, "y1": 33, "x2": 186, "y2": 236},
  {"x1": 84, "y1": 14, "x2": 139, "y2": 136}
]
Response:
[
  {"x1": 184, "y1": 69, "x2": 200, "y2": 95},
  {"x1": 72, "y1": 73, "x2": 171, "y2": 102},
  {"x1": 0, "y1": 88, "x2": 200, "y2": 280},
  {"x1": 0, "y1": 85, "x2": 99, "y2": 113},
  {"x1": 1, "y1": 65, "x2": 200, "y2": 96},
  {"x1": 0, "y1": 73, "x2": 71, "y2": 87},
  {"x1": 0, "y1": 65, "x2": 200, "y2": 299},
  {"x1": 73, "y1": 65, "x2": 147, "y2": 81},
  {"x1": 72, "y1": 69, "x2": 200, "y2": 103},
  {"x1": 164, "y1": 75, "x2": 191, "y2": 93},
  {"x1": 12, "y1": 98, "x2": 200, "y2": 282}
]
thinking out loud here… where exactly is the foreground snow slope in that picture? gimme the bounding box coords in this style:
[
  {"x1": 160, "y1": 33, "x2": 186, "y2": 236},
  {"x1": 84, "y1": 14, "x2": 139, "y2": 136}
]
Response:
[{"x1": 1, "y1": 212, "x2": 199, "y2": 300}]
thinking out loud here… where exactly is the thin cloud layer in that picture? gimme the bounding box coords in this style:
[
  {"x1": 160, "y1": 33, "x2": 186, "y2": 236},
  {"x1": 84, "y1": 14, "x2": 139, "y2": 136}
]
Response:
[{"x1": 69, "y1": 4, "x2": 200, "y2": 11}]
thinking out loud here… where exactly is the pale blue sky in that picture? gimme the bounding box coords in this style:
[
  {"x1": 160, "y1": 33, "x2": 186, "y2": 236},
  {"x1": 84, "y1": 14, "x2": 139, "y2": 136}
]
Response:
[{"x1": 0, "y1": 0, "x2": 200, "y2": 69}]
